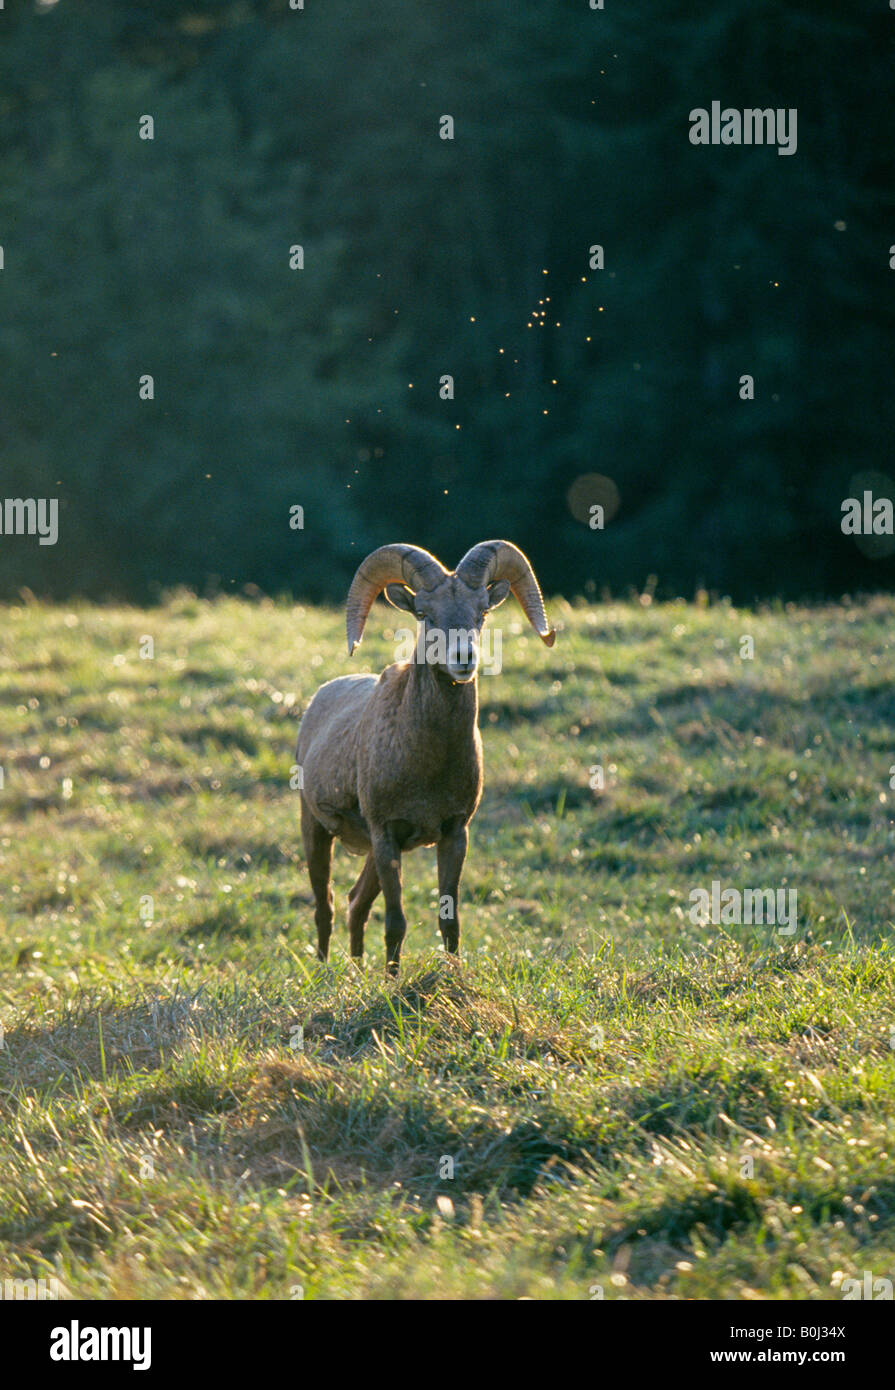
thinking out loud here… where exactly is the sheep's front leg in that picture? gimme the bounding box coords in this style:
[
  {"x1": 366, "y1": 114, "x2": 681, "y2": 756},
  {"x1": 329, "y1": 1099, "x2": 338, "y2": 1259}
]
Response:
[
  {"x1": 372, "y1": 827, "x2": 406, "y2": 976},
  {"x1": 437, "y1": 820, "x2": 468, "y2": 956}
]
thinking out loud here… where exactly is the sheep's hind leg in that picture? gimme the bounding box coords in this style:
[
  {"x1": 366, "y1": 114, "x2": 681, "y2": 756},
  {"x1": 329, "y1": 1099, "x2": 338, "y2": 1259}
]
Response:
[
  {"x1": 437, "y1": 821, "x2": 467, "y2": 956},
  {"x1": 347, "y1": 853, "x2": 380, "y2": 959},
  {"x1": 302, "y1": 802, "x2": 334, "y2": 961}
]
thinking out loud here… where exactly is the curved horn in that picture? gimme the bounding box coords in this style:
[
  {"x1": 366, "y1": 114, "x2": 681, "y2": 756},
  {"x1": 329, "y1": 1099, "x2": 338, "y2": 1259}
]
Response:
[
  {"x1": 455, "y1": 539, "x2": 555, "y2": 646},
  {"x1": 346, "y1": 544, "x2": 447, "y2": 654}
]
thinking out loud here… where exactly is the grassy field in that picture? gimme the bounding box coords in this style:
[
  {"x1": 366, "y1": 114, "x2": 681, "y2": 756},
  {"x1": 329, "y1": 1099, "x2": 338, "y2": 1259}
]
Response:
[{"x1": 0, "y1": 589, "x2": 893, "y2": 1300}]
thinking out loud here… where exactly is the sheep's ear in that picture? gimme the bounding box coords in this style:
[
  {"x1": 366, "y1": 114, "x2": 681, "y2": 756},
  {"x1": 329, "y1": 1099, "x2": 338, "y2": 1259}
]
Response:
[
  {"x1": 486, "y1": 579, "x2": 511, "y2": 610},
  {"x1": 383, "y1": 583, "x2": 418, "y2": 614}
]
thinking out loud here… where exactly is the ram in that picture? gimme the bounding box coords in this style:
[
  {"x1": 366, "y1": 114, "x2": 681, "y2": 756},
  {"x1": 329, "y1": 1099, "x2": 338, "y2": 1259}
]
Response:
[{"x1": 296, "y1": 540, "x2": 555, "y2": 973}]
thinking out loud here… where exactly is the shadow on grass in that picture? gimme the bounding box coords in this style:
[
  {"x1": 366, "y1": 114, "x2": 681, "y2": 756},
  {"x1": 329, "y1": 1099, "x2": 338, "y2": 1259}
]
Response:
[
  {"x1": 605, "y1": 677, "x2": 895, "y2": 741},
  {"x1": 182, "y1": 833, "x2": 301, "y2": 868},
  {"x1": 0, "y1": 988, "x2": 208, "y2": 1094}
]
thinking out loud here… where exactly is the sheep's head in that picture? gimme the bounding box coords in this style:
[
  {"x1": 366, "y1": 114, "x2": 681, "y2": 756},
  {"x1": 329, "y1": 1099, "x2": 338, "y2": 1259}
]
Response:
[{"x1": 346, "y1": 540, "x2": 555, "y2": 684}]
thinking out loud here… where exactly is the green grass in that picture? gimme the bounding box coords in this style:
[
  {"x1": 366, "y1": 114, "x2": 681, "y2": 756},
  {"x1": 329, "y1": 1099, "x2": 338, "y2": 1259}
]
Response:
[{"x1": 0, "y1": 589, "x2": 893, "y2": 1299}]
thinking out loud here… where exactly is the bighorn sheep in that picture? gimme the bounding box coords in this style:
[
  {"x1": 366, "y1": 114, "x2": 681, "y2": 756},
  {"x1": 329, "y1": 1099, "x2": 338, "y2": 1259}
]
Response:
[{"x1": 296, "y1": 540, "x2": 554, "y2": 972}]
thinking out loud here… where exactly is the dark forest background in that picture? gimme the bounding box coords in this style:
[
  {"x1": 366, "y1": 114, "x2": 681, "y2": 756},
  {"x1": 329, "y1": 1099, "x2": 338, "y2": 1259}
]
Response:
[{"x1": 0, "y1": 0, "x2": 893, "y2": 604}]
